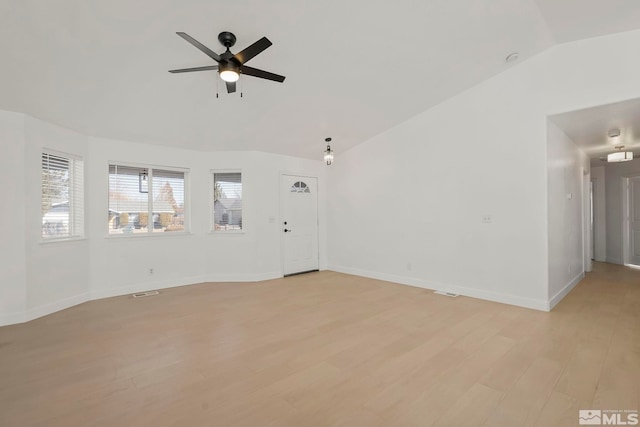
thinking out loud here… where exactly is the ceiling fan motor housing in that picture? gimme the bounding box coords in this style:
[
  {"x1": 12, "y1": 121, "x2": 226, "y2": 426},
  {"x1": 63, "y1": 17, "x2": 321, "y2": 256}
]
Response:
[{"x1": 218, "y1": 31, "x2": 237, "y2": 49}]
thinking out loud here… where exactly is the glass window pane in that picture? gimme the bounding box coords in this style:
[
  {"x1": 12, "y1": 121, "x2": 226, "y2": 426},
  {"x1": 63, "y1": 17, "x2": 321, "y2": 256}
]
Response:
[
  {"x1": 42, "y1": 152, "x2": 83, "y2": 239},
  {"x1": 108, "y1": 165, "x2": 149, "y2": 235},
  {"x1": 213, "y1": 172, "x2": 242, "y2": 231},
  {"x1": 152, "y1": 169, "x2": 185, "y2": 233}
]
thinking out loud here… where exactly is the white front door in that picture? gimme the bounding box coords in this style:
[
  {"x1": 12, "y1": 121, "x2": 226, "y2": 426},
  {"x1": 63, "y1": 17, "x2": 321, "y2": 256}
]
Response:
[
  {"x1": 629, "y1": 176, "x2": 640, "y2": 266},
  {"x1": 281, "y1": 175, "x2": 319, "y2": 276}
]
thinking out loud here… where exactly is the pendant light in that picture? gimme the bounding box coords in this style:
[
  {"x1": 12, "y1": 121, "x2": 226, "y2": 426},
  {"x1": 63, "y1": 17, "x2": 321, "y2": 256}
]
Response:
[{"x1": 323, "y1": 137, "x2": 334, "y2": 165}]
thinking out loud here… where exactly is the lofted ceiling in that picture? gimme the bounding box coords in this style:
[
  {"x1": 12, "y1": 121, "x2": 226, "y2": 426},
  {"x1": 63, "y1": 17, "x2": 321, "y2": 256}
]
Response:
[{"x1": 2, "y1": 1, "x2": 640, "y2": 159}]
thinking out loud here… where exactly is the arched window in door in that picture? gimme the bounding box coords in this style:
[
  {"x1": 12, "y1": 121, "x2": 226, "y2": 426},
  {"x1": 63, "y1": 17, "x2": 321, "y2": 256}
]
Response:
[{"x1": 290, "y1": 181, "x2": 311, "y2": 193}]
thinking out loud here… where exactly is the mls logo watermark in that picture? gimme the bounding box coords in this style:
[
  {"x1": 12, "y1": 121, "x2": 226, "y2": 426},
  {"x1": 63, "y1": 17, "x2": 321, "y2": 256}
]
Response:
[
  {"x1": 580, "y1": 411, "x2": 602, "y2": 425},
  {"x1": 579, "y1": 409, "x2": 638, "y2": 425}
]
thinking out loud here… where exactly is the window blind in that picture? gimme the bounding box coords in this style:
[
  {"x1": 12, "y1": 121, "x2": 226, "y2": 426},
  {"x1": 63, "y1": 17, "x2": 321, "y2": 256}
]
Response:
[
  {"x1": 108, "y1": 164, "x2": 187, "y2": 234},
  {"x1": 41, "y1": 152, "x2": 84, "y2": 239},
  {"x1": 152, "y1": 169, "x2": 185, "y2": 233},
  {"x1": 213, "y1": 172, "x2": 242, "y2": 231},
  {"x1": 108, "y1": 165, "x2": 149, "y2": 234}
]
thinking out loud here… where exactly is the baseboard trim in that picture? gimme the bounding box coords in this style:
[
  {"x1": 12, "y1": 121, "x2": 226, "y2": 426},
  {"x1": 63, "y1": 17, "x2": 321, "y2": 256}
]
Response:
[
  {"x1": 3, "y1": 265, "x2": 560, "y2": 325},
  {"x1": 548, "y1": 272, "x2": 584, "y2": 310},
  {"x1": 201, "y1": 272, "x2": 283, "y2": 283},
  {"x1": 24, "y1": 292, "x2": 90, "y2": 324},
  {"x1": 89, "y1": 275, "x2": 208, "y2": 301},
  {"x1": 2, "y1": 272, "x2": 285, "y2": 326},
  {"x1": 327, "y1": 264, "x2": 549, "y2": 311}
]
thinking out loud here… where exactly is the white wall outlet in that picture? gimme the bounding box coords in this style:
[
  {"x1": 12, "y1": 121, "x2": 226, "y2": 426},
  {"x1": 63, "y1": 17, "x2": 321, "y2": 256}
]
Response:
[
  {"x1": 566, "y1": 193, "x2": 573, "y2": 200},
  {"x1": 482, "y1": 215, "x2": 492, "y2": 224},
  {"x1": 149, "y1": 268, "x2": 154, "y2": 275}
]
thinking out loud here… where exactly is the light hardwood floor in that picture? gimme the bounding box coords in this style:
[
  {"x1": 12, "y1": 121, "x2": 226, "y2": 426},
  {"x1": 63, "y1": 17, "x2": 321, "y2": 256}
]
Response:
[{"x1": 0, "y1": 262, "x2": 638, "y2": 426}]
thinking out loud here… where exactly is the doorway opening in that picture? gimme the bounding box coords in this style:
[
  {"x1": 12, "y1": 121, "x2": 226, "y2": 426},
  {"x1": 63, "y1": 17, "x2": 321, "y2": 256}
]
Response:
[{"x1": 623, "y1": 175, "x2": 640, "y2": 267}]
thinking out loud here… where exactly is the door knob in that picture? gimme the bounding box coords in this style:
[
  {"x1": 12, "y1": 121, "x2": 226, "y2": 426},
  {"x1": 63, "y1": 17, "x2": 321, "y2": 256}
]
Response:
[{"x1": 284, "y1": 228, "x2": 291, "y2": 232}]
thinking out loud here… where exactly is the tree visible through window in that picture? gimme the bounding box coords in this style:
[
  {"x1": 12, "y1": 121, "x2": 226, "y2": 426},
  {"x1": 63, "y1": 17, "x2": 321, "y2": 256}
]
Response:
[
  {"x1": 108, "y1": 165, "x2": 187, "y2": 234},
  {"x1": 41, "y1": 151, "x2": 84, "y2": 239}
]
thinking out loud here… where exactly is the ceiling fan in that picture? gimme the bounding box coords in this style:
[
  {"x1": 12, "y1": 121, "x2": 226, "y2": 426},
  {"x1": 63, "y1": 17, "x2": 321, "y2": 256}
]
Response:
[{"x1": 169, "y1": 31, "x2": 286, "y2": 93}]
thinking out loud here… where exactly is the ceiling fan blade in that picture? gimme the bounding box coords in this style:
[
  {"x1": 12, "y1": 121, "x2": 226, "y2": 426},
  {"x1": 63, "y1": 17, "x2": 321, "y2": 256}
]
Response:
[
  {"x1": 226, "y1": 81, "x2": 236, "y2": 93},
  {"x1": 169, "y1": 65, "x2": 218, "y2": 73},
  {"x1": 240, "y1": 66, "x2": 286, "y2": 83},
  {"x1": 176, "y1": 32, "x2": 221, "y2": 62},
  {"x1": 233, "y1": 37, "x2": 272, "y2": 65}
]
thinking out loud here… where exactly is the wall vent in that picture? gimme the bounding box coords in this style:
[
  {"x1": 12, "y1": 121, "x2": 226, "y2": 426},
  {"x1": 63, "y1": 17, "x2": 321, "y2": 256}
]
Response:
[
  {"x1": 434, "y1": 290, "x2": 459, "y2": 297},
  {"x1": 132, "y1": 290, "x2": 159, "y2": 298}
]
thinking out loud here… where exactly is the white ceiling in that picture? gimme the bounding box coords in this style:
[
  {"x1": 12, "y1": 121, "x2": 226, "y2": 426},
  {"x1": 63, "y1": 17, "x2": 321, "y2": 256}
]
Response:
[
  {"x1": 549, "y1": 97, "x2": 640, "y2": 164},
  {"x1": 534, "y1": 0, "x2": 640, "y2": 43},
  {"x1": 2, "y1": 1, "x2": 640, "y2": 159}
]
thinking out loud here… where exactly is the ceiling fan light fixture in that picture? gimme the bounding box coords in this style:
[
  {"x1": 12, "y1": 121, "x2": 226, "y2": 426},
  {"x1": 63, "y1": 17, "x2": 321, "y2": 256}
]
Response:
[{"x1": 219, "y1": 69, "x2": 239, "y2": 82}]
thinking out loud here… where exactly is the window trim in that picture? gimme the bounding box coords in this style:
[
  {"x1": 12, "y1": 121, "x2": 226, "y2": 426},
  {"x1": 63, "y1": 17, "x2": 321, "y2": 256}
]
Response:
[
  {"x1": 211, "y1": 169, "x2": 244, "y2": 234},
  {"x1": 41, "y1": 149, "x2": 85, "y2": 242},
  {"x1": 107, "y1": 161, "x2": 190, "y2": 237}
]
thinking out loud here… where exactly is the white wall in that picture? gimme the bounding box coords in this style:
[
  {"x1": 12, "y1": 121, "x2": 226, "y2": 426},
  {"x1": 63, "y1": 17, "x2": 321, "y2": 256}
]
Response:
[
  {"x1": 546, "y1": 121, "x2": 589, "y2": 308},
  {"x1": 603, "y1": 158, "x2": 640, "y2": 264},
  {"x1": 23, "y1": 116, "x2": 91, "y2": 317},
  {"x1": 0, "y1": 111, "x2": 27, "y2": 324},
  {"x1": 327, "y1": 67, "x2": 550, "y2": 309},
  {"x1": 328, "y1": 29, "x2": 640, "y2": 311},
  {"x1": 87, "y1": 139, "x2": 327, "y2": 300},
  {"x1": 0, "y1": 113, "x2": 326, "y2": 325},
  {"x1": 591, "y1": 166, "x2": 606, "y2": 262}
]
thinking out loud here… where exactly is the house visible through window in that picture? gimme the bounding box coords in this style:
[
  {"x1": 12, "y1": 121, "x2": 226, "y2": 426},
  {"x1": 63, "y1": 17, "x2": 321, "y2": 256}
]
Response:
[
  {"x1": 109, "y1": 164, "x2": 187, "y2": 235},
  {"x1": 41, "y1": 151, "x2": 84, "y2": 240},
  {"x1": 213, "y1": 172, "x2": 242, "y2": 231}
]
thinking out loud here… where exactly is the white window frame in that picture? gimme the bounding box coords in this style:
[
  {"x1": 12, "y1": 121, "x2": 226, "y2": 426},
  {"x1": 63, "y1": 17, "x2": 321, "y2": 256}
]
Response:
[
  {"x1": 108, "y1": 161, "x2": 190, "y2": 237},
  {"x1": 41, "y1": 149, "x2": 85, "y2": 242},
  {"x1": 211, "y1": 169, "x2": 244, "y2": 234}
]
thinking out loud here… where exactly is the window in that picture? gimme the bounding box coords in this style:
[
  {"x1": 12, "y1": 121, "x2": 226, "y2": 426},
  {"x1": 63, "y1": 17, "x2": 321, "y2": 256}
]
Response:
[
  {"x1": 212, "y1": 172, "x2": 242, "y2": 231},
  {"x1": 41, "y1": 151, "x2": 84, "y2": 239},
  {"x1": 291, "y1": 181, "x2": 311, "y2": 193},
  {"x1": 109, "y1": 164, "x2": 187, "y2": 235}
]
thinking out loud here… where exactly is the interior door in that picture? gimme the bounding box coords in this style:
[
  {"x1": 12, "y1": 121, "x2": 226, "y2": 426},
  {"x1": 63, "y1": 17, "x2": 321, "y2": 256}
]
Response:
[
  {"x1": 630, "y1": 176, "x2": 640, "y2": 266},
  {"x1": 281, "y1": 175, "x2": 319, "y2": 276}
]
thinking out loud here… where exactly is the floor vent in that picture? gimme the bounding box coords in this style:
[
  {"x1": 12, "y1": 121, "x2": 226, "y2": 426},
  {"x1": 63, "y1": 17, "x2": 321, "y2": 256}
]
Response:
[
  {"x1": 434, "y1": 290, "x2": 459, "y2": 297},
  {"x1": 132, "y1": 290, "x2": 160, "y2": 298}
]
